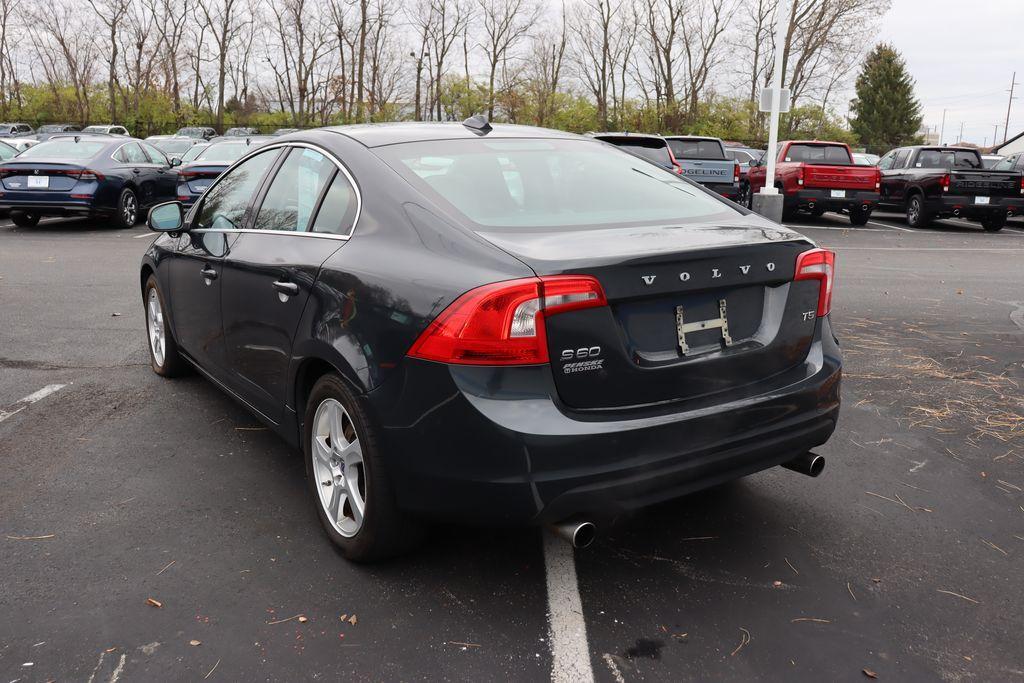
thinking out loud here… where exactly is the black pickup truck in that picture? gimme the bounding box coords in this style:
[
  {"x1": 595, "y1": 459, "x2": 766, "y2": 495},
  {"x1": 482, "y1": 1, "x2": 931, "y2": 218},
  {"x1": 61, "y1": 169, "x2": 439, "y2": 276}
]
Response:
[{"x1": 877, "y1": 146, "x2": 1023, "y2": 231}]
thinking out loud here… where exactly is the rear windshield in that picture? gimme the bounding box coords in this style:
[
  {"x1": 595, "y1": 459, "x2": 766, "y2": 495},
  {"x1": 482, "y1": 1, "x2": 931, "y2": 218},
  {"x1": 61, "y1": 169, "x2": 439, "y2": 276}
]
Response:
[
  {"x1": 154, "y1": 139, "x2": 194, "y2": 154},
  {"x1": 915, "y1": 149, "x2": 981, "y2": 169},
  {"x1": 667, "y1": 138, "x2": 725, "y2": 160},
  {"x1": 784, "y1": 144, "x2": 852, "y2": 165},
  {"x1": 599, "y1": 138, "x2": 671, "y2": 166},
  {"x1": 196, "y1": 142, "x2": 250, "y2": 162},
  {"x1": 376, "y1": 138, "x2": 736, "y2": 229},
  {"x1": 37, "y1": 125, "x2": 75, "y2": 133},
  {"x1": 18, "y1": 139, "x2": 105, "y2": 159}
]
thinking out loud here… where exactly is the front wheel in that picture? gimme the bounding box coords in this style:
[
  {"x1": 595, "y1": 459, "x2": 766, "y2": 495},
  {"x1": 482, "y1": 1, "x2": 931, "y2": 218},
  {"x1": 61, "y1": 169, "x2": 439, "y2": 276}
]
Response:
[
  {"x1": 10, "y1": 211, "x2": 40, "y2": 228},
  {"x1": 906, "y1": 195, "x2": 931, "y2": 228},
  {"x1": 849, "y1": 206, "x2": 871, "y2": 226},
  {"x1": 981, "y1": 213, "x2": 1006, "y2": 232},
  {"x1": 144, "y1": 275, "x2": 187, "y2": 377},
  {"x1": 304, "y1": 373, "x2": 419, "y2": 562}
]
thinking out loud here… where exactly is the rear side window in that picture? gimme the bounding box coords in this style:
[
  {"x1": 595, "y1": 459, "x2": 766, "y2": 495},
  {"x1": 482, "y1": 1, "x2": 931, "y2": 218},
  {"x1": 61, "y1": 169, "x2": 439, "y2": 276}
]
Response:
[
  {"x1": 195, "y1": 149, "x2": 278, "y2": 230},
  {"x1": 141, "y1": 143, "x2": 168, "y2": 164},
  {"x1": 0, "y1": 142, "x2": 14, "y2": 160},
  {"x1": 123, "y1": 143, "x2": 149, "y2": 164},
  {"x1": 310, "y1": 173, "x2": 358, "y2": 235},
  {"x1": 253, "y1": 147, "x2": 337, "y2": 232},
  {"x1": 784, "y1": 144, "x2": 852, "y2": 165},
  {"x1": 667, "y1": 139, "x2": 725, "y2": 159},
  {"x1": 893, "y1": 149, "x2": 911, "y2": 168},
  {"x1": 18, "y1": 140, "x2": 106, "y2": 159},
  {"x1": 378, "y1": 138, "x2": 736, "y2": 229}
]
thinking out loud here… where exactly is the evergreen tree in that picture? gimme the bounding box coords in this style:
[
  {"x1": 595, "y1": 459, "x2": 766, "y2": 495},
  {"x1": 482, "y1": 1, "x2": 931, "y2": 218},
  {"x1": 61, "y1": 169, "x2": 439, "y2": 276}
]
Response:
[{"x1": 849, "y1": 44, "x2": 923, "y2": 154}]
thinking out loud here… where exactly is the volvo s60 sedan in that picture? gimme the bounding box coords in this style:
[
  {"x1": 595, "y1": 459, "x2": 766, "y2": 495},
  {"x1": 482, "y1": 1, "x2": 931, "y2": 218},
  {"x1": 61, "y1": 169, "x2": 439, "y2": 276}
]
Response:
[
  {"x1": 0, "y1": 135, "x2": 177, "y2": 227},
  {"x1": 140, "y1": 121, "x2": 841, "y2": 561}
]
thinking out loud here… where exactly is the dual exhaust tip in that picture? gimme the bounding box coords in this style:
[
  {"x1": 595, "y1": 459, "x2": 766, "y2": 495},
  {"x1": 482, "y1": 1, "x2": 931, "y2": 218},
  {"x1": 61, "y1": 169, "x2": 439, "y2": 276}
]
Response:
[{"x1": 547, "y1": 453, "x2": 824, "y2": 549}]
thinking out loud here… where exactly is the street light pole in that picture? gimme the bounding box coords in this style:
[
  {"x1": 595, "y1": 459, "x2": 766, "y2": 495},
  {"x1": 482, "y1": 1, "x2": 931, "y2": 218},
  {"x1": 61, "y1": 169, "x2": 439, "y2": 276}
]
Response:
[
  {"x1": 751, "y1": 0, "x2": 791, "y2": 223},
  {"x1": 939, "y1": 109, "x2": 947, "y2": 145},
  {"x1": 1005, "y1": 71, "x2": 1018, "y2": 144}
]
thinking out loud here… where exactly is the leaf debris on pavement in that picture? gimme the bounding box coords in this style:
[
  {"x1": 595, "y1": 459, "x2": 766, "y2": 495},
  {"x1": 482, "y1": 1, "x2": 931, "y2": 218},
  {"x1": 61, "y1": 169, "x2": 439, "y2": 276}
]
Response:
[{"x1": 729, "y1": 627, "x2": 750, "y2": 657}]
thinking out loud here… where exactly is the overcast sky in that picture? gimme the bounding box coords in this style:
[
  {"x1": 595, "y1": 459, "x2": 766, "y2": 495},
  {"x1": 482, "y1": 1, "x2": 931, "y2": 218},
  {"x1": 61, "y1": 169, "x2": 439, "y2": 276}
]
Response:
[{"x1": 876, "y1": 0, "x2": 1024, "y2": 147}]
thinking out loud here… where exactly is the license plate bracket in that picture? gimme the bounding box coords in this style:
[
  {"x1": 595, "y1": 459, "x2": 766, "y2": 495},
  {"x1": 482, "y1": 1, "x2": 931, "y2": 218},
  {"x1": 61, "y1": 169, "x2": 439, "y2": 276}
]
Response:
[
  {"x1": 676, "y1": 299, "x2": 733, "y2": 355},
  {"x1": 975, "y1": 196, "x2": 990, "y2": 205},
  {"x1": 27, "y1": 176, "x2": 49, "y2": 189},
  {"x1": 830, "y1": 189, "x2": 846, "y2": 198}
]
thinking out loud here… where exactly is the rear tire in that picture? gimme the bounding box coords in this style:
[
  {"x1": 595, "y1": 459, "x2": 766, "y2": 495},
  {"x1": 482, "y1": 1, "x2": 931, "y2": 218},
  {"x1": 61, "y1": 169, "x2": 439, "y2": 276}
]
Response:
[
  {"x1": 11, "y1": 211, "x2": 40, "y2": 228},
  {"x1": 981, "y1": 213, "x2": 1006, "y2": 232},
  {"x1": 144, "y1": 275, "x2": 188, "y2": 377},
  {"x1": 114, "y1": 188, "x2": 139, "y2": 229},
  {"x1": 906, "y1": 194, "x2": 931, "y2": 228},
  {"x1": 849, "y1": 206, "x2": 871, "y2": 226},
  {"x1": 303, "y1": 373, "x2": 420, "y2": 562}
]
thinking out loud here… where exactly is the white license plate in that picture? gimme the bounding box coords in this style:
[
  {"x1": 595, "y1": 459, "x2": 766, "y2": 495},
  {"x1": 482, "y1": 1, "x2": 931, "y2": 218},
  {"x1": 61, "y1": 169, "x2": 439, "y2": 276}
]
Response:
[
  {"x1": 27, "y1": 176, "x2": 49, "y2": 189},
  {"x1": 975, "y1": 196, "x2": 990, "y2": 205},
  {"x1": 830, "y1": 189, "x2": 846, "y2": 198}
]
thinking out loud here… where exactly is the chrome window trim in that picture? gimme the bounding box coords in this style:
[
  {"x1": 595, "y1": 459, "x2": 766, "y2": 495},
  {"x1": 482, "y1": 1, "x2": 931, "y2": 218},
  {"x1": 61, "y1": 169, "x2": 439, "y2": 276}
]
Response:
[{"x1": 189, "y1": 140, "x2": 362, "y2": 240}]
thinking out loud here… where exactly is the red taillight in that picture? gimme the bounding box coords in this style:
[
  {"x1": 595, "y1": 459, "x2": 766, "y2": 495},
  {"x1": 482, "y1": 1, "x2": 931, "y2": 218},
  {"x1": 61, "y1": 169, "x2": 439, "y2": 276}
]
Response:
[
  {"x1": 178, "y1": 171, "x2": 199, "y2": 179},
  {"x1": 874, "y1": 169, "x2": 881, "y2": 190},
  {"x1": 941, "y1": 173, "x2": 950, "y2": 192},
  {"x1": 733, "y1": 163, "x2": 740, "y2": 183},
  {"x1": 1019, "y1": 176, "x2": 1024, "y2": 195},
  {"x1": 797, "y1": 166, "x2": 804, "y2": 186},
  {"x1": 78, "y1": 169, "x2": 104, "y2": 181},
  {"x1": 794, "y1": 248, "x2": 836, "y2": 317},
  {"x1": 407, "y1": 275, "x2": 607, "y2": 365}
]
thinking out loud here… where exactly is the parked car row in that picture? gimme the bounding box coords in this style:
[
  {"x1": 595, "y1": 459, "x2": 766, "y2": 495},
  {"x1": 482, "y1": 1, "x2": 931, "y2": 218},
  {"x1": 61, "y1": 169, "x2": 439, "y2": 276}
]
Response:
[
  {"x1": 0, "y1": 132, "x2": 272, "y2": 228},
  {"x1": 0, "y1": 123, "x2": 303, "y2": 142}
]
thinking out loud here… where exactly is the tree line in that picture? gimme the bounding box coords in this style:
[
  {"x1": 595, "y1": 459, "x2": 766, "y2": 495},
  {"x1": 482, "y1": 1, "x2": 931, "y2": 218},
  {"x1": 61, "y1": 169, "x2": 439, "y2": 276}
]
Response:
[{"x1": 0, "y1": 0, "x2": 891, "y2": 144}]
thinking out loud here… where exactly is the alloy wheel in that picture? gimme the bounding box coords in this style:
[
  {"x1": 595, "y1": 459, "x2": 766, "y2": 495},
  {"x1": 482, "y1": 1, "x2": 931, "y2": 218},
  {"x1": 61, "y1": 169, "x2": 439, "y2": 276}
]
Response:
[
  {"x1": 123, "y1": 192, "x2": 137, "y2": 225},
  {"x1": 908, "y1": 198, "x2": 919, "y2": 225},
  {"x1": 147, "y1": 288, "x2": 165, "y2": 366},
  {"x1": 311, "y1": 398, "x2": 366, "y2": 537}
]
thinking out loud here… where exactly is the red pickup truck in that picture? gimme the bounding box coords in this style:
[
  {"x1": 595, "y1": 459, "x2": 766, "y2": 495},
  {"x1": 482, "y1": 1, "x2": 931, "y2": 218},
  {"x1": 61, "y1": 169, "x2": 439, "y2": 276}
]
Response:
[{"x1": 747, "y1": 140, "x2": 881, "y2": 225}]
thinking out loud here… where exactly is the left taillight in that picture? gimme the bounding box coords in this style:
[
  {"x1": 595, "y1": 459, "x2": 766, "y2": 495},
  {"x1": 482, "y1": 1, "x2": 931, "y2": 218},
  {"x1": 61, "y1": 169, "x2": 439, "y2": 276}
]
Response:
[
  {"x1": 407, "y1": 275, "x2": 607, "y2": 365},
  {"x1": 733, "y1": 163, "x2": 741, "y2": 183},
  {"x1": 794, "y1": 248, "x2": 836, "y2": 317},
  {"x1": 874, "y1": 169, "x2": 881, "y2": 190}
]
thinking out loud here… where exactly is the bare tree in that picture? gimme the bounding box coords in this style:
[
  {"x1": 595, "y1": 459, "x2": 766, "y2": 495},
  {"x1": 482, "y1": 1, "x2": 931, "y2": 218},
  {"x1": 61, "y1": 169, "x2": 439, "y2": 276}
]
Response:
[
  {"x1": 86, "y1": 0, "x2": 130, "y2": 122},
  {"x1": 527, "y1": 6, "x2": 568, "y2": 127},
  {"x1": 263, "y1": 0, "x2": 335, "y2": 126},
  {"x1": 196, "y1": 0, "x2": 250, "y2": 130},
  {"x1": 477, "y1": 0, "x2": 539, "y2": 120}
]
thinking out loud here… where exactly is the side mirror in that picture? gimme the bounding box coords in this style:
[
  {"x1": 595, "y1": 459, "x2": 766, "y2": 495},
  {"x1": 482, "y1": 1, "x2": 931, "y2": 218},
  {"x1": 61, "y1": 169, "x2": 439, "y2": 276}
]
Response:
[
  {"x1": 170, "y1": 157, "x2": 181, "y2": 167},
  {"x1": 148, "y1": 201, "x2": 185, "y2": 233}
]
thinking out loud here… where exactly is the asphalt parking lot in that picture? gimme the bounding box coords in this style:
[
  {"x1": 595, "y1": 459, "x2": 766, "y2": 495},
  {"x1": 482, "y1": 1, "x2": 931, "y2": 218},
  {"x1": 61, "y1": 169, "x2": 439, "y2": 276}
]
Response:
[{"x1": 1, "y1": 210, "x2": 1022, "y2": 682}]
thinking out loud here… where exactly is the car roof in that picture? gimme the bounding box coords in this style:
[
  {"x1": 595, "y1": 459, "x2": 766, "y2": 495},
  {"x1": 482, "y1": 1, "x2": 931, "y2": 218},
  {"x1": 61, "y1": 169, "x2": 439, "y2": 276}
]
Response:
[
  {"x1": 663, "y1": 135, "x2": 721, "y2": 142},
  {"x1": 330, "y1": 122, "x2": 587, "y2": 148}
]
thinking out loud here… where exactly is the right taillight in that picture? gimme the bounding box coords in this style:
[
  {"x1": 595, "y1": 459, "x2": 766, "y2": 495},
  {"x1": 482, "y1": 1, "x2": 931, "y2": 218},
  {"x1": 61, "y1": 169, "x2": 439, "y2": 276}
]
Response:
[
  {"x1": 794, "y1": 248, "x2": 836, "y2": 317},
  {"x1": 1019, "y1": 176, "x2": 1024, "y2": 195},
  {"x1": 408, "y1": 275, "x2": 607, "y2": 365},
  {"x1": 733, "y1": 163, "x2": 741, "y2": 183},
  {"x1": 941, "y1": 173, "x2": 950, "y2": 192}
]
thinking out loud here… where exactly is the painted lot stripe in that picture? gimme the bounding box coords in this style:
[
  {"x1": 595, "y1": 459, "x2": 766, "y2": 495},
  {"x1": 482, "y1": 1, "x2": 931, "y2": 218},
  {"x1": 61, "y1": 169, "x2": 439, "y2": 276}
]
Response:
[
  {"x1": 0, "y1": 383, "x2": 67, "y2": 423},
  {"x1": 133, "y1": 231, "x2": 154, "y2": 239},
  {"x1": 787, "y1": 223, "x2": 888, "y2": 232},
  {"x1": 543, "y1": 532, "x2": 595, "y2": 683}
]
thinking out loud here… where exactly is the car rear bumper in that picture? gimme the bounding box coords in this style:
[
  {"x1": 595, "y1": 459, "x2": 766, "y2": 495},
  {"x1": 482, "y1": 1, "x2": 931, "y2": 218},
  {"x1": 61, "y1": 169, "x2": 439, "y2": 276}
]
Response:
[
  {"x1": 786, "y1": 188, "x2": 879, "y2": 211},
  {"x1": 0, "y1": 198, "x2": 102, "y2": 216},
  {"x1": 929, "y1": 195, "x2": 1021, "y2": 219},
  {"x1": 701, "y1": 181, "x2": 740, "y2": 200},
  {"x1": 369, "y1": 317, "x2": 842, "y2": 525}
]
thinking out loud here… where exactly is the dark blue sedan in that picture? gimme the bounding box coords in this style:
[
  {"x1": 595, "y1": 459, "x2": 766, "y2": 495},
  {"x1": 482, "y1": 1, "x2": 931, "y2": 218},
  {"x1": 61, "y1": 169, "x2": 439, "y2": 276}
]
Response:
[{"x1": 0, "y1": 135, "x2": 177, "y2": 228}]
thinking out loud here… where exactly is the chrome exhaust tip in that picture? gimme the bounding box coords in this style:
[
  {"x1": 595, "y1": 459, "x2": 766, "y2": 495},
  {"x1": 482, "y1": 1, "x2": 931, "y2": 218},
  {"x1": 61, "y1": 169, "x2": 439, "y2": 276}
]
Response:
[
  {"x1": 549, "y1": 520, "x2": 597, "y2": 549},
  {"x1": 781, "y1": 452, "x2": 825, "y2": 478},
  {"x1": 953, "y1": 208, "x2": 961, "y2": 216},
  {"x1": 862, "y1": 203, "x2": 869, "y2": 211}
]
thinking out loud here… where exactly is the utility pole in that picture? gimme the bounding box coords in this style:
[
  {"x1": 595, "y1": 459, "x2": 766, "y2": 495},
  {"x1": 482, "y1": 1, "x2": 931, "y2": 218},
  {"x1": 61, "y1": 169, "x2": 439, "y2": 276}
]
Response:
[
  {"x1": 1005, "y1": 71, "x2": 1018, "y2": 144},
  {"x1": 958, "y1": 121, "x2": 964, "y2": 144},
  {"x1": 994, "y1": 123, "x2": 1000, "y2": 145},
  {"x1": 939, "y1": 109, "x2": 947, "y2": 145}
]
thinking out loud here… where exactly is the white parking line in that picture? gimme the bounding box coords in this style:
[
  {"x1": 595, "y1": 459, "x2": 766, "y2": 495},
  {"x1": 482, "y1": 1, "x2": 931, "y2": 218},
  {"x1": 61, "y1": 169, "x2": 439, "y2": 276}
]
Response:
[
  {"x1": 543, "y1": 532, "x2": 595, "y2": 683},
  {"x1": 0, "y1": 383, "x2": 67, "y2": 423},
  {"x1": 866, "y1": 220, "x2": 914, "y2": 232},
  {"x1": 133, "y1": 231, "x2": 154, "y2": 239}
]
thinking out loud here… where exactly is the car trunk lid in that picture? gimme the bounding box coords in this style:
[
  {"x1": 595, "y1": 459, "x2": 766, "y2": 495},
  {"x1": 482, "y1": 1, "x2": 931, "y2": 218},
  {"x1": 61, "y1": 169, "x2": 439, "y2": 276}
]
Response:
[
  {"x1": 477, "y1": 219, "x2": 820, "y2": 410},
  {"x1": 948, "y1": 170, "x2": 1021, "y2": 198},
  {"x1": 802, "y1": 164, "x2": 877, "y2": 191},
  {"x1": 0, "y1": 162, "x2": 92, "y2": 192},
  {"x1": 178, "y1": 163, "x2": 227, "y2": 194}
]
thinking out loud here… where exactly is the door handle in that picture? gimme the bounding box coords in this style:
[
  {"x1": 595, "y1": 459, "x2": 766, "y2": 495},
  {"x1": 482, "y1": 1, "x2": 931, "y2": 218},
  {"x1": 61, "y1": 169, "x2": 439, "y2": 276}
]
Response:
[
  {"x1": 200, "y1": 267, "x2": 218, "y2": 282},
  {"x1": 272, "y1": 281, "x2": 299, "y2": 297}
]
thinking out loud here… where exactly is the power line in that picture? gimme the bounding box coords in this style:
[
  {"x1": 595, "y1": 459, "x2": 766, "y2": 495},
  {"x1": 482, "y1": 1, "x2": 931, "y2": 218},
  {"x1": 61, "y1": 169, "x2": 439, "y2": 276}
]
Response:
[{"x1": 1005, "y1": 71, "x2": 1018, "y2": 144}]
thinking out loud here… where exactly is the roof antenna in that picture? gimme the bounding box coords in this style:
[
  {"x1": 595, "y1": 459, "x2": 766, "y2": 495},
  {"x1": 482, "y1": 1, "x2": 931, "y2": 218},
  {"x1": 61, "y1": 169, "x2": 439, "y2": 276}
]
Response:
[{"x1": 462, "y1": 114, "x2": 492, "y2": 136}]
